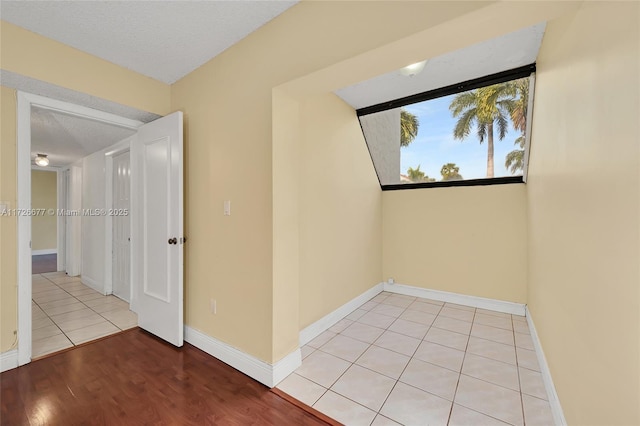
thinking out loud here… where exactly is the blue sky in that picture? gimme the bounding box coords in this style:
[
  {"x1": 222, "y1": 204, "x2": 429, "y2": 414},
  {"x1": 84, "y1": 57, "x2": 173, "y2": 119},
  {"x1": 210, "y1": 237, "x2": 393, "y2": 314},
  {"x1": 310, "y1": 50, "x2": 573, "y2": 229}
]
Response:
[{"x1": 401, "y1": 94, "x2": 522, "y2": 180}]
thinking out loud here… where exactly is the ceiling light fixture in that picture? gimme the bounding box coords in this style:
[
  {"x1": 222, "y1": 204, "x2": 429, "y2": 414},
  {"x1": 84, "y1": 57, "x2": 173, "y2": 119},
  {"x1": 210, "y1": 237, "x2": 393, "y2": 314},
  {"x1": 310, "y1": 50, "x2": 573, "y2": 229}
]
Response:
[
  {"x1": 399, "y1": 60, "x2": 428, "y2": 77},
  {"x1": 35, "y1": 154, "x2": 49, "y2": 167}
]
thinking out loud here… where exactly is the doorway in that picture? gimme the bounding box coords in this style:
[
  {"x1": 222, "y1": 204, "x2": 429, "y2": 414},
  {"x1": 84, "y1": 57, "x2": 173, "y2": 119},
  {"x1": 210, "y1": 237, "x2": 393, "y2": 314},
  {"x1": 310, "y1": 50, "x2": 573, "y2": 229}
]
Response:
[
  {"x1": 18, "y1": 93, "x2": 142, "y2": 362},
  {"x1": 17, "y1": 92, "x2": 185, "y2": 365}
]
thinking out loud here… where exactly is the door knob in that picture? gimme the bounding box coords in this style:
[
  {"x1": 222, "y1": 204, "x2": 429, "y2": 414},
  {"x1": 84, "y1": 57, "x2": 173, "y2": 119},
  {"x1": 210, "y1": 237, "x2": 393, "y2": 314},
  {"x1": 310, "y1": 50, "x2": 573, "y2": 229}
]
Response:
[{"x1": 168, "y1": 237, "x2": 177, "y2": 245}]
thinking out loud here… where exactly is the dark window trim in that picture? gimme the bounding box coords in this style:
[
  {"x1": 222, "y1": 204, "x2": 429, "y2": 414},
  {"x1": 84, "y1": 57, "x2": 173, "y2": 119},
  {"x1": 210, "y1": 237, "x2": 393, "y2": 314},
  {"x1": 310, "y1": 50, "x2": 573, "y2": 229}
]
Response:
[
  {"x1": 357, "y1": 64, "x2": 536, "y2": 117},
  {"x1": 382, "y1": 176, "x2": 523, "y2": 191}
]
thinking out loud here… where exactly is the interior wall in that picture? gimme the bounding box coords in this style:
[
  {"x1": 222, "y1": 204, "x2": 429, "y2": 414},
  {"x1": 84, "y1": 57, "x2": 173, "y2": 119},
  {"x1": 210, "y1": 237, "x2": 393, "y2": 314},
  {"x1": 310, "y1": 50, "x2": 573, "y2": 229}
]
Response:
[
  {"x1": 298, "y1": 93, "x2": 382, "y2": 330},
  {"x1": 527, "y1": 2, "x2": 640, "y2": 425},
  {"x1": 0, "y1": 86, "x2": 18, "y2": 353},
  {"x1": 0, "y1": 20, "x2": 171, "y2": 116},
  {"x1": 80, "y1": 151, "x2": 106, "y2": 293},
  {"x1": 382, "y1": 184, "x2": 527, "y2": 303},
  {"x1": 171, "y1": 1, "x2": 494, "y2": 363},
  {"x1": 31, "y1": 170, "x2": 57, "y2": 251}
]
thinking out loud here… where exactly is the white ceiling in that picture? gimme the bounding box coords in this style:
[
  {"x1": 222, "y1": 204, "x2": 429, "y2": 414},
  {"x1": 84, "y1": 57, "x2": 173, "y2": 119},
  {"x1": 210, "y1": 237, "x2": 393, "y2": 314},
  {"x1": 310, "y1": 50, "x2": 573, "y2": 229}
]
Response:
[
  {"x1": 335, "y1": 23, "x2": 546, "y2": 110},
  {"x1": 31, "y1": 107, "x2": 136, "y2": 168},
  {"x1": 1, "y1": 1, "x2": 297, "y2": 84}
]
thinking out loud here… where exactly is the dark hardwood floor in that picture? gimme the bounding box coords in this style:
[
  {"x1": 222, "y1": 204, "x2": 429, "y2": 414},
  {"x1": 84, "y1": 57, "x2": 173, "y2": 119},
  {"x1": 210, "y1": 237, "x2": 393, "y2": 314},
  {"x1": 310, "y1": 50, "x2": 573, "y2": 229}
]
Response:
[
  {"x1": 1, "y1": 328, "x2": 332, "y2": 425},
  {"x1": 32, "y1": 254, "x2": 57, "y2": 274}
]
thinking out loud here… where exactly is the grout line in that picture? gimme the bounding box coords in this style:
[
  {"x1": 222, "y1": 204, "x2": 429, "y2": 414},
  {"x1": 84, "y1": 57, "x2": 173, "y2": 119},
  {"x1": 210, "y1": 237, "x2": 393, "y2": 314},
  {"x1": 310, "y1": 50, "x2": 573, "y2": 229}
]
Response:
[
  {"x1": 513, "y1": 315, "x2": 527, "y2": 425},
  {"x1": 447, "y1": 306, "x2": 474, "y2": 426}
]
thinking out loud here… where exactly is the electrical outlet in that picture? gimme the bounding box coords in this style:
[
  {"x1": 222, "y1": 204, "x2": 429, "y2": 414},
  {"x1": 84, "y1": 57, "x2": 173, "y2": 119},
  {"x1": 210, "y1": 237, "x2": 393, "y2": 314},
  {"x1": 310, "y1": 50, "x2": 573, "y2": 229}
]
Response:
[
  {"x1": 210, "y1": 299, "x2": 217, "y2": 314},
  {"x1": 388, "y1": 278, "x2": 395, "y2": 285}
]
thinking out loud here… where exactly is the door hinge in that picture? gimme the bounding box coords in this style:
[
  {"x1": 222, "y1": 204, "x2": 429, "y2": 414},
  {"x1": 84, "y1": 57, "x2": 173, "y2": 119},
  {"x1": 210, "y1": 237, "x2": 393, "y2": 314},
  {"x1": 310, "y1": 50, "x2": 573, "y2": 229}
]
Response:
[{"x1": 180, "y1": 237, "x2": 187, "y2": 244}]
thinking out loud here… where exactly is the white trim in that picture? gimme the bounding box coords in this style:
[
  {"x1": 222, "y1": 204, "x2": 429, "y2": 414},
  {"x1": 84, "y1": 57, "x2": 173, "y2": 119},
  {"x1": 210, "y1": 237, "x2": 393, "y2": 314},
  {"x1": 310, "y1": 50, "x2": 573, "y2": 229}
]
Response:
[
  {"x1": 0, "y1": 350, "x2": 18, "y2": 373},
  {"x1": 104, "y1": 138, "x2": 132, "y2": 299},
  {"x1": 81, "y1": 275, "x2": 104, "y2": 295},
  {"x1": 299, "y1": 283, "x2": 384, "y2": 346},
  {"x1": 17, "y1": 92, "x2": 33, "y2": 366},
  {"x1": 56, "y1": 169, "x2": 67, "y2": 271},
  {"x1": 522, "y1": 72, "x2": 536, "y2": 183},
  {"x1": 32, "y1": 249, "x2": 57, "y2": 255},
  {"x1": 184, "y1": 326, "x2": 301, "y2": 388},
  {"x1": 383, "y1": 283, "x2": 526, "y2": 316},
  {"x1": 526, "y1": 307, "x2": 567, "y2": 426},
  {"x1": 16, "y1": 91, "x2": 144, "y2": 367}
]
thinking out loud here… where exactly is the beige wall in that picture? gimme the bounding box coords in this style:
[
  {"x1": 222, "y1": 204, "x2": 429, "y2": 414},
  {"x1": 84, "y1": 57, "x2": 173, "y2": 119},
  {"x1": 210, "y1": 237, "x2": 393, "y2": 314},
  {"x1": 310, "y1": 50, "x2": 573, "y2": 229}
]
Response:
[
  {"x1": 0, "y1": 20, "x2": 171, "y2": 116},
  {"x1": 298, "y1": 93, "x2": 382, "y2": 330},
  {"x1": 171, "y1": 1, "x2": 496, "y2": 363},
  {"x1": 0, "y1": 86, "x2": 17, "y2": 353},
  {"x1": 527, "y1": 2, "x2": 640, "y2": 425},
  {"x1": 31, "y1": 170, "x2": 57, "y2": 251},
  {"x1": 383, "y1": 184, "x2": 527, "y2": 303}
]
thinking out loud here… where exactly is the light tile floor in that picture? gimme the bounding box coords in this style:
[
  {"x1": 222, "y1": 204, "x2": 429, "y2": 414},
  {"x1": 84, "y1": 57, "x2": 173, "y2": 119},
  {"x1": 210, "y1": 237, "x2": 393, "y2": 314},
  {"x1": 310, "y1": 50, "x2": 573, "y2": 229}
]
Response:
[
  {"x1": 278, "y1": 292, "x2": 554, "y2": 426},
  {"x1": 32, "y1": 272, "x2": 138, "y2": 358}
]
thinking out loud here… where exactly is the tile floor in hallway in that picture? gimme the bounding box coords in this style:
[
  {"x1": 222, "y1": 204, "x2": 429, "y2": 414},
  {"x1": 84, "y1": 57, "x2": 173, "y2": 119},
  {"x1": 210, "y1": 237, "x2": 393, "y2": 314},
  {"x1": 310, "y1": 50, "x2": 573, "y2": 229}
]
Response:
[
  {"x1": 277, "y1": 292, "x2": 553, "y2": 426},
  {"x1": 32, "y1": 272, "x2": 138, "y2": 358}
]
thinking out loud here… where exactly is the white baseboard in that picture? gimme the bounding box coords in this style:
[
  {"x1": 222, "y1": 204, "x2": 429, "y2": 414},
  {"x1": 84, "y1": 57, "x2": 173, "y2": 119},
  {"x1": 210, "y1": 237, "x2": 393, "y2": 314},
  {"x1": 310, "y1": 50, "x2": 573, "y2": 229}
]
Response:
[
  {"x1": 1, "y1": 349, "x2": 18, "y2": 373},
  {"x1": 32, "y1": 249, "x2": 57, "y2": 255},
  {"x1": 526, "y1": 307, "x2": 567, "y2": 426},
  {"x1": 81, "y1": 275, "x2": 104, "y2": 294},
  {"x1": 184, "y1": 326, "x2": 301, "y2": 388},
  {"x1": 299, "y1": 283, "x2": 384, "y2": 346},
  {"x1": 384, "y1": 283, "x2": 526, "y2": 316}
]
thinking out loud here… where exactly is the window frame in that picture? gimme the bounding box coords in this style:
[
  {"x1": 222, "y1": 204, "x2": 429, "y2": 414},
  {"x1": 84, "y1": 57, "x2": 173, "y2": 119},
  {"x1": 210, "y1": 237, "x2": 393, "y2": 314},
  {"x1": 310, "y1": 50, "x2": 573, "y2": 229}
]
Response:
[{"x1": 356, "y1": 64, "x2": 536, "y2": 190}]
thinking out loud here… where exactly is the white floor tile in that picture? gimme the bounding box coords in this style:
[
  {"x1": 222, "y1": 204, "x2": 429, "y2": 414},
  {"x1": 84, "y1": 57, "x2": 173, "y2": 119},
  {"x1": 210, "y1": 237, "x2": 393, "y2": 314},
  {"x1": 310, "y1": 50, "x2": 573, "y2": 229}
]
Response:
[
  {"x1": 380, "y1": 382, "x2": 451, "y2": 426},
  {"x1": 454, "y1": 375, "x2": 523, "y2": 426},
  {"x1": 100, "y1": 309, "x2": 138, "y2": 330},
  {"x1": 296, "y1": 350, "x2": 351, "y2": 388},
  {"x1": 449, "y1": 404, "x2": 510, "y2": 426},
  {"x1": 471, "y1": 323, "x2": 514, "y2": 346},
  {"x1": 462, "y1": 353, "x2": 520, "y2": 391},
  {"x1": 522, "y1": 394, "x2": 554, "y2": 426},
  {"x1": 400, "y1": 358, "x2": 459, "y2": 401},
  {"x1": 341, "y1": 322, "x2": 385, "y2": 344},
  {"x1": 466, "y1": 336, "x2": 517, "y2": 365},
  {"x1": 277, "y1": 373, "x2": 326, "y2": 406},
  {"x1": 313, "y1": 391, "x2": 377, "y2": 426},
  {"x1": 433, "y1": 315, "x2": 473, "y2": 335},
  {"x1": 64, "y1": 321, "x2": 120, "y2": 345},
  {"x1": 413, "y1": 341, "x2": 465, "y2": 372},
  {"x1": 424, "y1": 327, "x2": 469, "y2": 351},
  {"x1": 357, "y1": 311, "x2": 395, "y2": 329},
  {"x1": 331, "y1": 364, "x2": 395, "y2": 411},
  {"x1": 32, "y1": 333, "x2": 73, "y2": 358},
  {"x1": 32, "y1": 324, "x2": 63, "y2": 341},
  {"x1": 387, "y1": 318, "x2": 429, "y2": 339},
  {"x1": 519, "y1": 367, "x2": 548, "y2": 400},
  {"x1": 373, "y1": 330, "x2": 420, "y2": 357},
  {"x1": 355, "y1": 345, "x2": 409, "y2": 379},
  {"x1": 319, "y1": 334, "x2": 369, "y2": 362}
]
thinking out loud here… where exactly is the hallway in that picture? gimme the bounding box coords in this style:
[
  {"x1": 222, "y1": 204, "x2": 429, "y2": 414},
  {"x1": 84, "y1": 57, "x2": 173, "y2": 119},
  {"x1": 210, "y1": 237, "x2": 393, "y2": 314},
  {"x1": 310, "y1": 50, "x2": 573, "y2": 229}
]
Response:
[{"x1": 32, "y1": 272, "x2": 137, "y2": 358}]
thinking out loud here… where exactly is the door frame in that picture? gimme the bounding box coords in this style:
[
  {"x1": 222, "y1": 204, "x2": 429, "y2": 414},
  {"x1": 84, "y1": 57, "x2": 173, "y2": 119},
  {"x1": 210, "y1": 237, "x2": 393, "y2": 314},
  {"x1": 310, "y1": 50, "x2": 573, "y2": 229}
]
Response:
[
  {"x1": 56, "y1": 168, "x2": 67, "y2": 272},
  {"x1": 16, "y1": 92, "x2": 142, "y2": 366},
  {"x1": 104, "y1": 142, "x2": 134, "y2": 309}
]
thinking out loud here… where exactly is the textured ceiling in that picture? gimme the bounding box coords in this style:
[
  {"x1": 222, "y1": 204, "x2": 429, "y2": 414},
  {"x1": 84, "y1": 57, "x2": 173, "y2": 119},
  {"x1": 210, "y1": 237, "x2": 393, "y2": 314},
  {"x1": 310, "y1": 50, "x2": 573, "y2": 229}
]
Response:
[
  {"x1": 31, "y1": 107, "x2": 136, "y2": 168},
  {"x1": 335, "y1": 23, "x2": 546, "y2": 110},
  {"x1": 1, "y1": 1, "x2": 297, "y2": 84}
]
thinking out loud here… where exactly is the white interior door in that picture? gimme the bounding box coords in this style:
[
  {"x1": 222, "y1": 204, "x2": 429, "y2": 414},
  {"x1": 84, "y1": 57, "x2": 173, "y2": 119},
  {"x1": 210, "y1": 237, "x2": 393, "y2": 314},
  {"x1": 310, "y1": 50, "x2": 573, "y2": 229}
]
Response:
[
  {"x1": 131, "y1": 111, "x2": 183, "y2": 347},
  {"x1": 112, "y1": 151, "x2": 131, "y2": 302}
]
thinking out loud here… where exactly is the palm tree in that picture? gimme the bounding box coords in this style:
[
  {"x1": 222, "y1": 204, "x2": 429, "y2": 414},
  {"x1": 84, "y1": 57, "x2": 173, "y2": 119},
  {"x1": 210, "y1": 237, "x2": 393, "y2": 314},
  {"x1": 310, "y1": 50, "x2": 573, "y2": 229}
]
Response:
[
  {"x1": 505, "y1": 78, "x2": 530, "y2": 174},
  {"x1": 505, "y1": 136, "x2": 525, "y2": 174},
  {"x1": 400, "y1": 109, "x2": 419, "y2": 147},
  {"x1": 449, "y1": 84, "x2": 515, "y2": 178},
  {"x1": 407, "y1": 165, "x2": 435, "y2": 182},
  {"x1": 440, "y1": 163, "x2": 463, "y2": 181}
]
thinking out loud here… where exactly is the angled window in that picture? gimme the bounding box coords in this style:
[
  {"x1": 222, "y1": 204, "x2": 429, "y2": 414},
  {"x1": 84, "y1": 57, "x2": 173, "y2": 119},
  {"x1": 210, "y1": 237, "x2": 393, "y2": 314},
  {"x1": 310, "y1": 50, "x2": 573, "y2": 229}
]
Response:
[{"x1": 356, "y1": 65, "x2": 535, "y2": 189}]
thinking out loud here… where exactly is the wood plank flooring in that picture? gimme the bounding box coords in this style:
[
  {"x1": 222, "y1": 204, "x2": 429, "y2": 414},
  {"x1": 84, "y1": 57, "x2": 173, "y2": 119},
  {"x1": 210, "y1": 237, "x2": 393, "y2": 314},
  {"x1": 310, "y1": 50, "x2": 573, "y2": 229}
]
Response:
[{"x1": 1, "y1": 328, "x2": 331, "y2": 426}]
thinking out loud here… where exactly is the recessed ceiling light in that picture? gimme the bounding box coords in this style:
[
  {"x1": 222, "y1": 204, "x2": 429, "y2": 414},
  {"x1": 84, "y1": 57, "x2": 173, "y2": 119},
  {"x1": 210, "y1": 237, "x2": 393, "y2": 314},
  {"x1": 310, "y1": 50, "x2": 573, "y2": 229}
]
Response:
[
  {"x1": 35, "y1": 154, "x2": 49, "y2": 167},
  {"x1": 399, "y1": 60, "x2": 428, "y2": 77}
]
